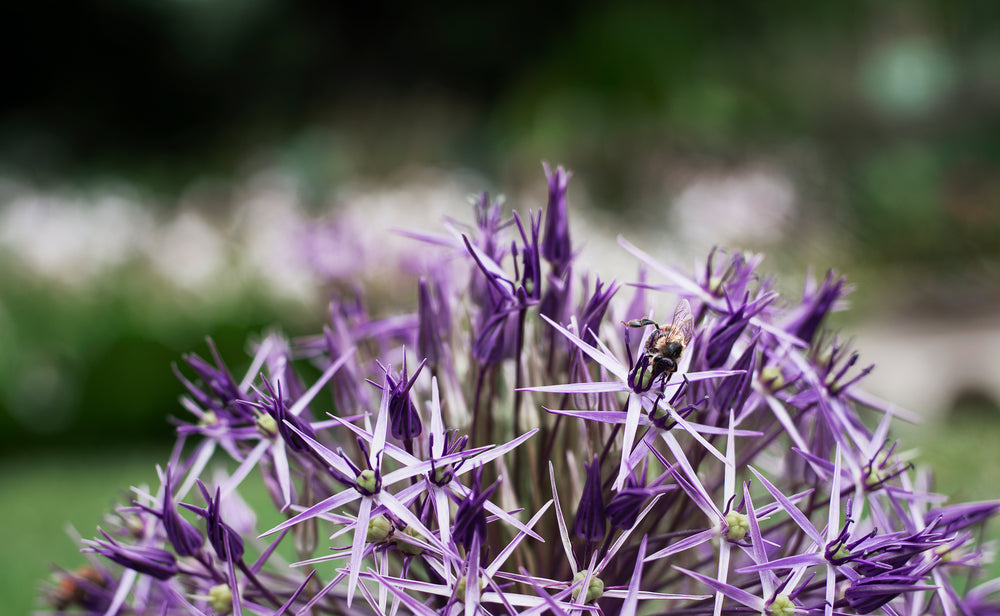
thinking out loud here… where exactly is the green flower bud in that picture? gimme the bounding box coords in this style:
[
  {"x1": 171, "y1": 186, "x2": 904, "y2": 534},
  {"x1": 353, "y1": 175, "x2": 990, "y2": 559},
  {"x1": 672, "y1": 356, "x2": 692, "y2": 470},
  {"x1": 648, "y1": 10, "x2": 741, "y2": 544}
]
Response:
[
  {"x1": 357, "y1": 469, "x2": 379, "y2": 494},
  {"x1": 256, "y1": 413, "x2": 278, "y2": 438},
  {"x1": 572, "y1": 570, "x2": 604, "y2": 603},
  {"x1": 760, "y1": 365, "x2": 785, "y2": 391},
  {"x1": 767, "y1": 593, "x2": 796, "y2": 616},
  {"x1": 864, "y1": 452, "x2": 890, "y2": 488},
  {"x1": 432, "y1": 465, "x2": 451, "y2": 485},
  {"x1": 208, "y1": 584, "x2": 233, "y2": 614},
  {"x1": 934, "y1": 544, "x2": 955, "y2": 563},
  {"x1": 395, "y1": 525, "x2": 424, "y2": 555},
  {"x1": 366, "y1": 515, "x2": 393, "y2": 543},
  {"x1": 724, "y1": 510, "x2": 750, "y2": 541},
  {"x1": 456, "y1": 575, "x2": 483, "y2": 597}
]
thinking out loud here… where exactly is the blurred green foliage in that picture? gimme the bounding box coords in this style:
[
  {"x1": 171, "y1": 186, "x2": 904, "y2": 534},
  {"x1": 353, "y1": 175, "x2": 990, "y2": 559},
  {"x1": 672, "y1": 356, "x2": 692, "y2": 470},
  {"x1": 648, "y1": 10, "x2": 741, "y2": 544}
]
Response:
[
  {"x1": 0, "y1": 445, "x2": 287, "y2": 615},
  {"x1": 0, "y1": 262, "x2": 317, "y2": 453}
]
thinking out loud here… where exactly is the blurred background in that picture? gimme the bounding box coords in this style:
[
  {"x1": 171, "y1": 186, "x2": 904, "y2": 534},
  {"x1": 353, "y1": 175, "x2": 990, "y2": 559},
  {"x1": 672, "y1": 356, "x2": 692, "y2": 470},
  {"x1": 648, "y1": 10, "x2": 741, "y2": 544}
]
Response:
[{"x1": 2, "y1": 1, "x2": 1000, "y2": 612}]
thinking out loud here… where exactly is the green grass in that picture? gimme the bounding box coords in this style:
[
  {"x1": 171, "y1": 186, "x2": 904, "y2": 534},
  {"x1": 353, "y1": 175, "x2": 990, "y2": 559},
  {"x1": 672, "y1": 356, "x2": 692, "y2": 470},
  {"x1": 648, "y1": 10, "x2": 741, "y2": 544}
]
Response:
[
  {"x1": 0, "y1": 445, "x2": 299, "y2": 615},
  {"x1": 901, "y1": 416, "x2": 1000, "y2": 503},
  {"x1": 899, "y1": 412, "x2": 1000, "y2": 582},
  {"x1": 0, "y1": 447, "x2": 171, "y2": 615}
]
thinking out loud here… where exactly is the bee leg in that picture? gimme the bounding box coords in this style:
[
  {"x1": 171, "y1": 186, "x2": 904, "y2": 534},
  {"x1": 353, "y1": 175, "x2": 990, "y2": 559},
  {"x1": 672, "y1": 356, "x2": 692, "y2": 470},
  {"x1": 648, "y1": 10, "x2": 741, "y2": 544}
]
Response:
[{"x1": 623, "y1": 318, "x2": 659, "y2": 329}]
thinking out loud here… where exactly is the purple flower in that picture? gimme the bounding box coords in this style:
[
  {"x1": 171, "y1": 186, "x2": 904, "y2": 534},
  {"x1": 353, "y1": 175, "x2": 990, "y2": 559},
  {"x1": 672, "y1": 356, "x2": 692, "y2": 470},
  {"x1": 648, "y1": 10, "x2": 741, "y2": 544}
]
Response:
[
  {"x1": 173, "y1": 338, "x2": 251, "y2": 422},
  {"x1": 961, "y1": 580, "x2": 1000, "y2": 616},
  {"x1": 157, "y1": 467, "x2": 204, "y2": 558},
  {"x1": 382, "y1": 354, "x2": 426, "y2": 441},
  {"x1": 838, "y1": 561, "x2": 938, "y2": 614},
  {"x1": 428, "y1": 434, "x2": 467, "y2": 486},
  {"x1": 86, "y1": 530, "x2": 178, "y2": 581},
  {"x1": 528, "y1": 313, "x2": 743, "y2": 490},
  {"x1": 320, "y1": 301, "x2": 375, "y2": 414},
  {"x1": 928, "y1": 500, "x2": 1000, "y2": 534},
  {"x1": 257, "y1": 377, "x2": 317, "y2": 454},
  {"x1": 848, "y1": 523, "x2": 949, "y2": 578},
  {"x1": 182, "y1": 481, "x2": 245, "y2": 562},
  {"x1": 512, "y1": 209, "x2": 542, "y2": 301},
  {"x1": 784, "y1": 270, "x2": 851, "y2": 345},
  {"x1": 474, "y1": 191, "x2": 506, "y2": 262},
  {"x1": 417, "y1": 276, "x2": 449, "y2": 367},
  {"x1": 577, "y1": 277, "x2": 619, "y2": 347},
  {"x1": 45, "y1": 564, "x2": 112, "y2": 612},
  {"x1": 541, "y1": 162, "x2": 572, "y2": 275},
  {"x1": 618, "y1": 240, "x2": 765, "y2": 314},
  {"x1": 453, "y1": 465, "x2": 499, "y2": 552},
  {"x1": 705, "y1": 335, "x2": 758, "y2": 419},
  {"x1": 462, "y1": 212, "x2": 542, "y2": 367},
  {"x1": 131, "y1": 467, "x2": 205, "y2": 560},
  {"x1": 694, "y1": 290, "x2": 774, "y2": 370},
  {"x1": 572, "y1": 455, "x2": 607, "y2": 542},
  {"x1": 607, "y1": 466, "x2": 673, "y2": 530}
]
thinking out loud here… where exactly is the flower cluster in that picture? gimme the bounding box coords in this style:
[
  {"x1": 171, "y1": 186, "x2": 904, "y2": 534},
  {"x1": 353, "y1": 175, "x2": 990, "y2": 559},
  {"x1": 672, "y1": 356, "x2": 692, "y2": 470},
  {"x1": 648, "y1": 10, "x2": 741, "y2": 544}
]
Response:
[{"x1": 42, "y1": 165, "x2": 1000, "y2": 616}]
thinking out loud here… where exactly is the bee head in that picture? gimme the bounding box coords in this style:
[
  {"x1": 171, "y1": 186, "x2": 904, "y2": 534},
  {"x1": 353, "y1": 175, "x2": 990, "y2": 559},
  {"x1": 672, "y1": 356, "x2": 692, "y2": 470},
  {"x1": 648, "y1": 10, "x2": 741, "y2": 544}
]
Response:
[{"x1": 653, "y1": 356, "x2": 677, "y2": 373}]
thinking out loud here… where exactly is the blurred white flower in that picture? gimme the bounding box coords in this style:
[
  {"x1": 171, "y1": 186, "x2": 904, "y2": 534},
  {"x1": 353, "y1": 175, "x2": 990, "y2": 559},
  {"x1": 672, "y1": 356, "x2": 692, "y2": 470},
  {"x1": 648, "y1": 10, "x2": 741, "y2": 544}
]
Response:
[
  {"x1": 145, "y1": 210, "x2": 227, "y2": 293},
  {"x1": 236, "y1": 171, "x2": 316, "y2": 303},
  {"x1": 295, "y1": 168, "x2": 488, "y2": 290},
  {"x1": 0, "y1": 191, "x2": 154, "y2": 285},
  {"x1": 670, "y1": 169, "x2": 796, "y2": 249}
]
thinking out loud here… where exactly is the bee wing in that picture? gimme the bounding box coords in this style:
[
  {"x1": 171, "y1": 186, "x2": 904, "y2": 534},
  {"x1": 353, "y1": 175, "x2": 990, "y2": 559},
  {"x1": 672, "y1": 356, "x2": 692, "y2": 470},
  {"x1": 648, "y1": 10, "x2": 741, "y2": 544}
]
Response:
[{"x1": 670, "y1": 299, "x2": 694, "y2": 345}]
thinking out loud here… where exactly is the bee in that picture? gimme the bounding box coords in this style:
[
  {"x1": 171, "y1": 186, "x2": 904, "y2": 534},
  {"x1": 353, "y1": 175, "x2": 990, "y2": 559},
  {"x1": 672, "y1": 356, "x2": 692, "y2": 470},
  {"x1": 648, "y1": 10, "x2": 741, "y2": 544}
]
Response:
[{"x1": 624, "y1": 299, "x2": 694, "y2": 384}]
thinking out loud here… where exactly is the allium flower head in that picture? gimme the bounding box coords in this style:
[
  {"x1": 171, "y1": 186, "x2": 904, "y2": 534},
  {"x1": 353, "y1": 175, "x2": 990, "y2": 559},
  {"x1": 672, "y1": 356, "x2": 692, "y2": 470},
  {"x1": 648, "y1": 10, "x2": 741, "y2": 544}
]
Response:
[{"x1": 43, "y1": 165, "x2": 1000, "y2": 616}]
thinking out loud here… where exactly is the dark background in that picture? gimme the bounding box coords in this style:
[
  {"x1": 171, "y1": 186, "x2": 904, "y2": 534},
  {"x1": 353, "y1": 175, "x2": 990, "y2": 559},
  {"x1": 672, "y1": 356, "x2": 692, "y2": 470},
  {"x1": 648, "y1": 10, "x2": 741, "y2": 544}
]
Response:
[{"x1": 2, "y1": 0, "x2": 1000, "y2": 455}]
